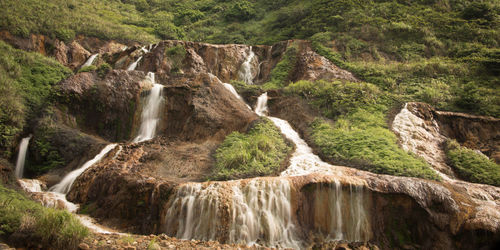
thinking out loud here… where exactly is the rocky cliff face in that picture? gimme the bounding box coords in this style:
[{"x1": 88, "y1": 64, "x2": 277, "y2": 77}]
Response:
[
  {"x1": 3, "y1": 33, "x2": 499, "y2": 249},
  {"x1": 57, "y1": 70, "x2": 149, "y2": 142}
]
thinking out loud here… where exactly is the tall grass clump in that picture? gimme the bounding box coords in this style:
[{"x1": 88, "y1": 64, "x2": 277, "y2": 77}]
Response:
[
  {"x1": 445, "y1": 139, "x2": 500, "y2": 186},
  {"x1": 211, "y1": 118, "x2": 291, "y2": 180},
  {"x1": 0, "y1": 184, "x2": 88, "y2": 249}
]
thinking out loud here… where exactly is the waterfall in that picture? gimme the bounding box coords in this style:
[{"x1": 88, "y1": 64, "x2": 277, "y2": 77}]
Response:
[
  {"x1": 222, "y1": 83, "x2": 251, "y2": 110},
  {"x1": 229, "y1": 179, "x2": 301, "y2": 249},
  {"x1": 254, "y1": 92, "x2": 268, "y2": 116},
  {"x1": 133, "y1": 72, "x2": 164, "y2": 143},
  {"x1": 15, "y1": 136, "x2": 31, "y2": 178},
  {"x1": 163, "y1": 179, "x2": 301, "y2": 249},
  {"x1": 254, "y1": 93, "x2": 339, "y2": 176},
  {"x1": 311, "y1": 182, "x2": 371, "y2": 242},
  {"x1": 127, "y1": 56, "x2": 142, "y2": 71},
  {"x1": 18, "y1": 179, "x2": 43, "y2": 193},
  {"x1": 161, "y1": 93, "x2": 372, "y2": 247},
  {"x1": 50, "y1": 144, "x2": 117, "y2": 194},
  {"x1": 238, "y1": 48, "x2": 255, "y2": 84},
  {"x1": 164, "y1": 183, "x2": 222, "y2": 241},
  {"x1": 81, "y1": 54, "x2": 98, "y2": 68},
  {"x1": 18, "y1": 179, "x2": 119, "y2": 234}
]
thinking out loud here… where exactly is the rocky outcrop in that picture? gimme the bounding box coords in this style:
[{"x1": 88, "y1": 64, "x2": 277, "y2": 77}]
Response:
[
  {"x1": 394, "y1": 102, "x2": 500, "y2": 165},
  {"x1": 27, "y1": 109, "x2": 108, "y2": 186},
  {"x1": 0, "y1": 31, "x2": 128, "y2": 70},
  {"x1": 434, "y1": 109, "x2": 500, "y2": 164},
  {"x1": 160, "y1": 73, "x2": 257, "y2": 142},
  {"x1": 57, "y1": 70, "x2": 149, "y2": 142},
  {"x1": 106, "y1": 39, "x2": 358, "y2": 85}
]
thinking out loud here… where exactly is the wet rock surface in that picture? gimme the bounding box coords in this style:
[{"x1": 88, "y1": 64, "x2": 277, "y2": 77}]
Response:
[
  {"x1": 2, "y1": 34, "x2": 499, "y2": 249},
  {"x1": 58, "y1": 70, "x2": 149, "y2": 142}
]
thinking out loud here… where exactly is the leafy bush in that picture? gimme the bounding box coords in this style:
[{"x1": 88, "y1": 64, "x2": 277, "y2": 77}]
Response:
[
  {"x1": 211, "y1": 118, "x2": 292, "y2": 180},
  {"x1": 0, "y1": 183, "x2": 88, "y2": 248},
  {"x1": 445, "y1": 140, "x2": 500, "y2": 186},
  {"x1": 224, "y1": 1, "x2": 256, "y2": 22}
]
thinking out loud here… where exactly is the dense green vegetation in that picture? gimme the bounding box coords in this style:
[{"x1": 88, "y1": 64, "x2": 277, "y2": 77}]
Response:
[
  {"x1": 0, "y1": 183, "x2": 88, "y2": 248},
  {"x1": 211, "y1": 118, "x2": 291, "y2": 180},
  {"x1": 262, "y1": 43, "x2": 298, "y2": 89},
  {"x1": 0, "y1": 41, "x2": 71, "y2": 158},
  {"x1": 286, "y1": 80, "x2": 439, "y2": 180},
  {"x1": 1, "y1": 0, "x2": 498, "y2": 117},
  {"x1": 445, "y1": 139, "x2": 500, "y2": 186}
]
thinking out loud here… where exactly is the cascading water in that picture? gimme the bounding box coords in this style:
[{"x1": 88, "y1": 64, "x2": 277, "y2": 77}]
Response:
[
  {"x1": 238, "y1": 48, "x2": 255, "y2": 85},
  {"x1": 162, "y1": 91, "x2": 371, "y2": 248},
  {"x1": 222, "y1": 83, "x2": 251, "y2": 110},
  {"x1": 311, "y1": 182, "x2": 371, "y2": 242},
  {"x1": 163, "y1": 179, "x2": 301, "y2": 249},
  {"x1": 18, "y1": 144, "x2": 119, "y2": 234},
  {"x1": 164, "y1": 183, "x2": 223, "y2": 241},
  {"x1": 255, "y1": 93, "x2": 340, "y2": 176},
  {"x1": 15, "y1": 136, "x2": 31, "y2": 178},
  {"x1": 50, "y1": 144, "x2": 117, "y2": 194},
  {"x1": 229, "y1": 179, "x2": 301, "y2": 249},
  {"x1": 133, "y1": 72, "x2": 164, "y2": 143},
  {"x1": 82, "y1": 54, "x2": 98, "y2": 68},
  {"x1": 127, "y1": 56, "x2": 143, "y2": 71},
  {"x1": 18, "y1": 179, "x2": 118, "y2": 234},
  {"x1": 254, "y1": 92, "x2": 269, "y2": 116}
]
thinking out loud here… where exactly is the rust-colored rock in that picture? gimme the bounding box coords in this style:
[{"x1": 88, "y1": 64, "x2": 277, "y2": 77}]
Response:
[
  {"x1": 161, "y1": 72, "x2": 257, "y2": 142},
  {"x1": 58, "y1": 70, "x2": 149, "y2": 142}
]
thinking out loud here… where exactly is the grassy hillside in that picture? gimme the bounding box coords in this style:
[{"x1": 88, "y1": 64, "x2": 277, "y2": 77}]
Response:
[
  {"x1": 4, "y1": 0, "x2": 496, "y2": 116},
  {"x1": 0, "y1": 41, "x2": 71, "y2": 158}
]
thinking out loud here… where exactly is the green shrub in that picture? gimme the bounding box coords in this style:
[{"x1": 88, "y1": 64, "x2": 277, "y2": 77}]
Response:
[
  {"x1": 211, "y1": 118, "x2": 292, "y2": 180},
  {"x1": 97, "y1": 63, "x2": 111, "y2": 78},
  {"x1": 224, "y1": 1, "x2": 256, "y2": 22},
  {"x1": 0, "y1": 183, "x2": 88, "y2": 248},
  {"x1": 262, "y1": 44, "x2": 298, "y2": 89},
  {"x1": 77, "y1": 65, "x2": 97, "y2": 73},
  {"x1": 445, "y1": 140, "x2": 500, "y2": 186}
]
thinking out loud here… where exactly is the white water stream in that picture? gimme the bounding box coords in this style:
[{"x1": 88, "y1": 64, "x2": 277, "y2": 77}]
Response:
[
  {"x1": 127, "y1": 56, "x2": 143, "y2": 71},
  {"x1": 133, "y1": 72, "x2": 164, "y2": 143},
  {"x1": 50, "y1": 144, "x2": 117, "y2": 194},
  {"x1": 229, "y1": 179, "x2": 302, "y2": 248},
  {"x1": 254, "y1": 93, "x2": 340, "y2": 176},
  {"x1": 163, "y1": 86, "x2": 370, "y2": 247},
  {"x1": 82, "y1": 54, "x2": 98, "y2": 68},
  {"x1": 164, "y1": 179, "x2": 302, "y2": 249},
  {"x1": 222, "y1": 83, "x2": 252, "y2": 110},
  {"x1": 19, "y1": 144, "x2": 119, "y2": 234},
  {"x1": 15, "y1": 136, "x2": 31, "y2": 178},
  {"x1": 238, "y1": 48, "x2": 255, "y2": 84}
]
